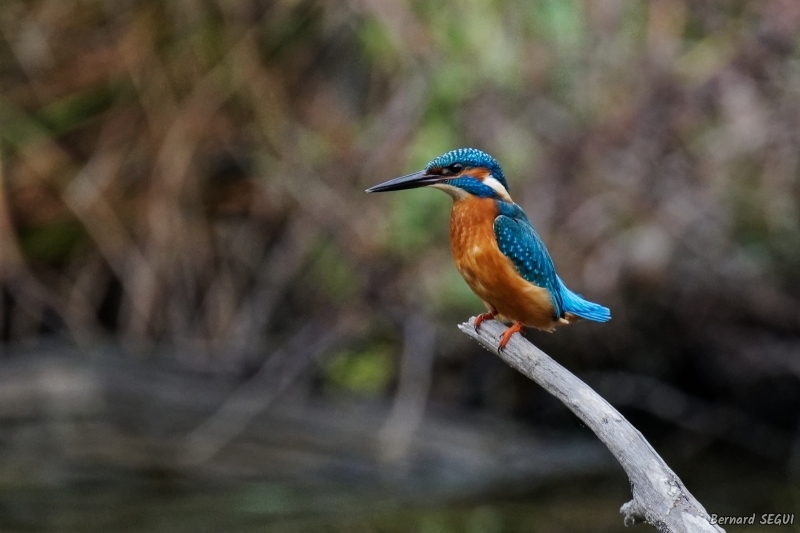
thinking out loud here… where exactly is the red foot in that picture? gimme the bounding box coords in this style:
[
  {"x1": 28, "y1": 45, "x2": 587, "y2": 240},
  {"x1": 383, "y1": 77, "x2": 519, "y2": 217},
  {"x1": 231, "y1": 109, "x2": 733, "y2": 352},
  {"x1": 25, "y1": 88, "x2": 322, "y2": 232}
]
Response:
[
  {"x1": 473, "y1": 312, "x2": 495, "y2": 330},
  {"x1": 498, "y1": 322, "x2": 524, "y2": 351}
]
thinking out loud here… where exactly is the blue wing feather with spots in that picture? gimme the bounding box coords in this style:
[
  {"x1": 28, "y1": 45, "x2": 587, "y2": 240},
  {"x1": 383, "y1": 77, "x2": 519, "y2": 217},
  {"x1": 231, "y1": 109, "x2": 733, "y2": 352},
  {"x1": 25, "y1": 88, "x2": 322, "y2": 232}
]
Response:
[
  {"x1": 493, "y1": 202, "x2": 610, "y2": 322},
  {"x1": 493, "y1": 202, "x2": 564, "y2": 317}
]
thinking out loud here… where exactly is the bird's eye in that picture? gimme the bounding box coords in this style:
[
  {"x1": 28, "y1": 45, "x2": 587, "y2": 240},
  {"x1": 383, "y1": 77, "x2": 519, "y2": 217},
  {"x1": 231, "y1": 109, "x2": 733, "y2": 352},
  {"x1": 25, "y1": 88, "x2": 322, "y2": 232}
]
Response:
[
  {"x1": 447, "y1": 163, "x2": 463, "y2": 175},
  {"x1": 436, "y1": 163, "x2": 464, "y2": 176}
]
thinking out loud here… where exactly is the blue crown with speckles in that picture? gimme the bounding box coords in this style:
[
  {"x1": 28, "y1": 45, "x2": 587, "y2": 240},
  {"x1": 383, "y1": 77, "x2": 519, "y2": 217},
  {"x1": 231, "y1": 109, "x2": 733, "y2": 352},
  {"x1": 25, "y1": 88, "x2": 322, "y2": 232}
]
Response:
[{"x1": 425, "y1": 148, "x2": 508, "y2": 193}]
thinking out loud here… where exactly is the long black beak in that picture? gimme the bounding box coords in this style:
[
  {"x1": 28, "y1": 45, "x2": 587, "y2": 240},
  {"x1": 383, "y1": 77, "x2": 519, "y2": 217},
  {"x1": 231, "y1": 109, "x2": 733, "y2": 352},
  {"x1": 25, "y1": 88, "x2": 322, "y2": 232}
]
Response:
[{"x1": 365, "y1": 170, "x2": 444, "y2": 193}]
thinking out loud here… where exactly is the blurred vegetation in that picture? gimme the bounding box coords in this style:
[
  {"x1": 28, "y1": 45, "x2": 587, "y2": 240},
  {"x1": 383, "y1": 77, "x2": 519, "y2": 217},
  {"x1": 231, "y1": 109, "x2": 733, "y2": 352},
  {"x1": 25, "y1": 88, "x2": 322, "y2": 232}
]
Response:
[{"x1": 0, "y1": 0, "x2": 799, "y2": 530}]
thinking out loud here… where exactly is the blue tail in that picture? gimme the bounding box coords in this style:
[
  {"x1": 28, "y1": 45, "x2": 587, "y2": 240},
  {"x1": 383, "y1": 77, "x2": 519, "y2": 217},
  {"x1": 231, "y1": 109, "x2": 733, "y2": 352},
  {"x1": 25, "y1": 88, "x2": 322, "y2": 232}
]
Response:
[{"x1": 557, "y1": 277, "x2": 611, "y2": 322}]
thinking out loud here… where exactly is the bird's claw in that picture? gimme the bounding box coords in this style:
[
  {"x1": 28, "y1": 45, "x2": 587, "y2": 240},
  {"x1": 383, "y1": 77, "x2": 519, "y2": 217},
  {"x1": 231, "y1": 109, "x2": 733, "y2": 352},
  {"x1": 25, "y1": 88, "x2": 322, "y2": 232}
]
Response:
[
  {"x1": 473, "y1": 312, "x2": 494, "y2": 332},
  {"x1": 497, "y1": 322, "x2": 523, "y2": 352}
]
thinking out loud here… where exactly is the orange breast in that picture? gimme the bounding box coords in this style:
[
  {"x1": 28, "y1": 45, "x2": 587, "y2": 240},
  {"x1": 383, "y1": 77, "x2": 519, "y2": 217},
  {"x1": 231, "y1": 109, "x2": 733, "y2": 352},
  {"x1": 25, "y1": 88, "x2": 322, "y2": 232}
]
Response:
[{"x1": 450, "y1": 196, "x2": 557, "y2": 331}]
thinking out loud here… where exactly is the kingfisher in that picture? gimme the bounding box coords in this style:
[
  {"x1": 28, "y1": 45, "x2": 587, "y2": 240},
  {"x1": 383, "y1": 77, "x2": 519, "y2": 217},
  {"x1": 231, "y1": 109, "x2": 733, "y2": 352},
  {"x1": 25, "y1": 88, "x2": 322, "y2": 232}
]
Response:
[{"x1": 366, "y1": 148, "x2": 610, "y2": 349}]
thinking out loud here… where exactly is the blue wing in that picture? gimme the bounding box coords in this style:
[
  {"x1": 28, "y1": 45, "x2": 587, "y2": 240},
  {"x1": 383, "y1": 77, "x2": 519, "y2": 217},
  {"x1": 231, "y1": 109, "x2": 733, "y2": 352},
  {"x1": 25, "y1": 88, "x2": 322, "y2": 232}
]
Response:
[
  {"x1": 493, "y1": 202, "x2": 610, "y2": 323},
  {"x1": 493, "y1": 202, "x2": 564, "y2": 317}
]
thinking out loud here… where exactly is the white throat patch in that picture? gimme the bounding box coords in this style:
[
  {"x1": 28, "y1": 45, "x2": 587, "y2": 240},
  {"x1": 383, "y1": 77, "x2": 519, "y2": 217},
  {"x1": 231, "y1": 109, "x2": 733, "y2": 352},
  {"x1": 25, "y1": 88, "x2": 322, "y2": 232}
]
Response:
[
  {"x1": 431, "y1": 182, "x2": 468, "y2": 200},
  {"x1": 483, "y1": 175, "x2": 512, "y2": 201}
]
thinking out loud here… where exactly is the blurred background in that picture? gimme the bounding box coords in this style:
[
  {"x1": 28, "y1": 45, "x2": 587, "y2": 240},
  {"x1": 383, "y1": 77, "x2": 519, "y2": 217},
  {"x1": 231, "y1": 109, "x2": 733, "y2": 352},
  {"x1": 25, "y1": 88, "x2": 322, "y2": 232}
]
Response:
[{"x1": 0, "y1": 0, "x2": 799, "y2": 531}]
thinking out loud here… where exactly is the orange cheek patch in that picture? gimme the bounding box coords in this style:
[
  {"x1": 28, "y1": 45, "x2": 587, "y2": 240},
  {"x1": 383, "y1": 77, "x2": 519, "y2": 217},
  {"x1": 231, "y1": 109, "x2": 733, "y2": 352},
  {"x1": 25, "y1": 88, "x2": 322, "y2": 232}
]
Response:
[{"x1": 462, "y1": 168, "x2": 491, "y2": 180}]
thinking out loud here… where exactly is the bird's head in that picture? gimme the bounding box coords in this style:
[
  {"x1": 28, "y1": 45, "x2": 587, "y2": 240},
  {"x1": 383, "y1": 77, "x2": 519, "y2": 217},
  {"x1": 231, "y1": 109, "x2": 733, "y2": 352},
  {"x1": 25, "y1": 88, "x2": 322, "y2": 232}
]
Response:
[{"x1": 366, "y1": 148, "x2": 511, "y2": 202}]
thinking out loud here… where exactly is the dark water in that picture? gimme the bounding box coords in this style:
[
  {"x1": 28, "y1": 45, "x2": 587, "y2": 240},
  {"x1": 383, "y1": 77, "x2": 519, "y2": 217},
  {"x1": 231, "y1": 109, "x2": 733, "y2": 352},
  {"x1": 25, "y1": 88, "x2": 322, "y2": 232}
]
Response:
[
  {"x1": 0, "y1": 459, "x2": 794, "y2": 533},
  {"x1": 0, "y1": 424, "x2": 795, "y2": 533},
  {"x1": 0, "y1": 355, "x2": 795, "y2": 533}
]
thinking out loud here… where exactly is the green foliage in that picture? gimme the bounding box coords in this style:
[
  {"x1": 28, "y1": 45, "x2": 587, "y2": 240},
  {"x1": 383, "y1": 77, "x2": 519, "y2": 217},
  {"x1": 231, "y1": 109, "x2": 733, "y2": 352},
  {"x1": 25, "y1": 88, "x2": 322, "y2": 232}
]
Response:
[
  {"x1": 359, "y1": 17, "x2": 399, "y2": 67},
  {"x1": 532, "y1": 0, "x2": 586, "y2": 58},
  {"x1": 18, "y1": 220, "x2": 88, "y2": 263},
  {"x1": 1, "y1": 0, "x2": 800, "y2": 387},
  {"x1": 311, "y1": 242, "x2": 358, "y2": 300},
  {"x1": 37, "y1": 86, "x2": 117, "y2": 136},
  {"x1": 385, "y1": 188, "x2": 451, "y2": 254},
  {"x1": 324, "y1": 345, "x2": 394, "y2": 395},
  {"x1": 423, "y1": 264, "x2": 482, "y2": 315},
  {"x1": 0, "y1": 95, "x2": 53, "y2": 148}
]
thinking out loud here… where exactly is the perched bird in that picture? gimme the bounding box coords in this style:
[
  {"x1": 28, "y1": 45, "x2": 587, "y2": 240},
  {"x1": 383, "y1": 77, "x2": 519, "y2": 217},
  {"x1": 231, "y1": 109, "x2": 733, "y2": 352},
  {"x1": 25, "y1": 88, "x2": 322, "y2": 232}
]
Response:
[{"x1": 366, "y1": 148, "x2": 610, "y2": 349}]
